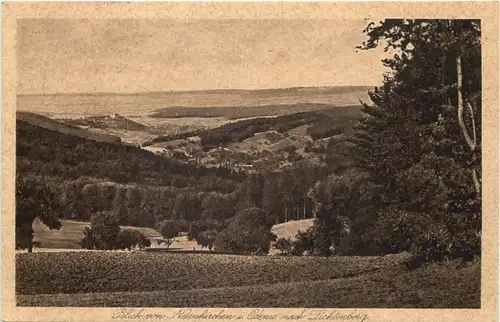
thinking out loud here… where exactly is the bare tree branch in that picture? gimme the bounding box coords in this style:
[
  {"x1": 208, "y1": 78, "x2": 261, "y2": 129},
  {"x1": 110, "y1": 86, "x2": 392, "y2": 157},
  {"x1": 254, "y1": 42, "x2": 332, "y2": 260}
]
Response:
[
  {"x1": 456, "y1": 55, "x2": 480, "y2": 195},
  {"x1": 456, "y1": 56, "x2": 477, "y2": 151},
  {"x1": 465, "y1": 97, "x2": 478, "y2": 149},
  {"x1": 472, "y1": 170, "x2": 480, "y2": 195}
]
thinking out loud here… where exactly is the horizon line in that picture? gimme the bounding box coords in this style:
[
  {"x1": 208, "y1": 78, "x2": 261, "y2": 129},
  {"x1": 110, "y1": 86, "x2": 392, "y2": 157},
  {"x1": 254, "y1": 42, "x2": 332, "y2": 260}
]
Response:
[{"x1": 16, "y1": 85, "x2": 377, "y2": 97}]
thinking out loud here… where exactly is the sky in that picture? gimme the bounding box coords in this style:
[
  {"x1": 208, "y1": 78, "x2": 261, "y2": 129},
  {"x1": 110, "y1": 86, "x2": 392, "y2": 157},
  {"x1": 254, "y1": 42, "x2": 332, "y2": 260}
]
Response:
[{"x1": 17, "y1": 19, "x2": 389, "y2": 94}]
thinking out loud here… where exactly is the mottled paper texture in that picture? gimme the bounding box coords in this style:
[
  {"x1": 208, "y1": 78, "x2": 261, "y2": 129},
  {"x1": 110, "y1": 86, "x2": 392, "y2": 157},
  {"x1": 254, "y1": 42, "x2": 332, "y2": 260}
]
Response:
[{"x1": 2, "y1": 2, "x2": 499, "y2": 322}]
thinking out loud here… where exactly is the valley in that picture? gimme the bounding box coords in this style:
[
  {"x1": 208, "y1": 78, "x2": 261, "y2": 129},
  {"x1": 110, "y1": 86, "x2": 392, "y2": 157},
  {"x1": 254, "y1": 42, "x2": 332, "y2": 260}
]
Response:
[
  {"x1": 16, "y1": 86, "x2": 366, "y2": 253},
  {"x1": 19, "y1": 86, "x2": 366, "y2": 173}
]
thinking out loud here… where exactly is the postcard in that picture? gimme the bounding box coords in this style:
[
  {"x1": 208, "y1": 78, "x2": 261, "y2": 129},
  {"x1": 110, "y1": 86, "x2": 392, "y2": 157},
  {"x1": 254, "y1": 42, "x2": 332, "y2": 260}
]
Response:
[{"x1": 2, "y1": 2, "x2": 498, "y2": 322}]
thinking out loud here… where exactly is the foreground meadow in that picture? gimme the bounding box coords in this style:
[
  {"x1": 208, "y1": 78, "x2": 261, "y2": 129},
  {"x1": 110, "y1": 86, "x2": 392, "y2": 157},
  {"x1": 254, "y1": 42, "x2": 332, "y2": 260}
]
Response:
[{"x1": 16, "y1": 252, "x2": 480, "y2": 308}]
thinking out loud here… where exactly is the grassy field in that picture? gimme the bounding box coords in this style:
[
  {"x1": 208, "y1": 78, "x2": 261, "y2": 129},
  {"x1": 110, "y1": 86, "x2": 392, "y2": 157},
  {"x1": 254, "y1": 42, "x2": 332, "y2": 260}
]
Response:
[
  {"x1": 271, "y1": 219, "x2": 315, "y2": 241},
  {"x1": 32, "y1": 218, "x2": 162, "y2": 250},
  {"x1": 25, "y1": 219, "x2": 480, "y2": 308},
  {"x1": 16, "y1": 252, "x2": 480, "y2": 308}
]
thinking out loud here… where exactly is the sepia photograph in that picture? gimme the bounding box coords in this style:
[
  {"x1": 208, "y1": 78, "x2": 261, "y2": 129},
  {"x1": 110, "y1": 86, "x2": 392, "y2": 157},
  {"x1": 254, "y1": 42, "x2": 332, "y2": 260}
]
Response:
[{"x1": 3, "y1": 2, "x2": 498, "y2": 319}]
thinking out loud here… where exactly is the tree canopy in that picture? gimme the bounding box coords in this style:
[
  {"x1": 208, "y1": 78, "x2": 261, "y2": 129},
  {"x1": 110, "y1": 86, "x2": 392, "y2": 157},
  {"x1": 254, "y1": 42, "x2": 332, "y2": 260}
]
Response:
[
  {"x1": 349, "y1": 19, "x2": 481, "y2": 264},
  {"x1": 16, "y1": 174, "x2": 62, "y2": 252}
]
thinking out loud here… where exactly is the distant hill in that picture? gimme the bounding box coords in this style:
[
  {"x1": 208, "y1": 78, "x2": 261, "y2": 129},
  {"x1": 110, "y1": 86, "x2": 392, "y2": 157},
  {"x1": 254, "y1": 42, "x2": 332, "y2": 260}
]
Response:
[
  {"x1": 17, "y1": 86, "x2": 373, "y2": 117},
  {"x1": 16, "y1": 111, "x2": 122, "y2": 144},
  {"x1": 19, "y1": 86, "x2": 373, "y2": 97},
  {"x1": 64, "y1": 114, "x2": 147, "y2": 131},
  {"x1": 150, "y1": 103, "x2": 353, "y2": 119},
  {"x1": 143, "y1": 105, "x2": 362, "y2": 173}
]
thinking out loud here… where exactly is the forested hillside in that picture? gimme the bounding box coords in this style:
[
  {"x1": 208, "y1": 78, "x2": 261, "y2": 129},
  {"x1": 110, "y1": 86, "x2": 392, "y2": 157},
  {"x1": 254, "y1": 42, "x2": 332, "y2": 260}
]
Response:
[
  {"x1": 16, "y1": 116, "x2": 336, "y2": 251},
  {"x1": 17, "y1": 111, "x2": 122, "y2": 144},
  {"x1": 143, "y1": 105, "x2": 362, "y2": 150},
  {"x1": 17, "y1": 118, "x2": 245, "y2": 188}
]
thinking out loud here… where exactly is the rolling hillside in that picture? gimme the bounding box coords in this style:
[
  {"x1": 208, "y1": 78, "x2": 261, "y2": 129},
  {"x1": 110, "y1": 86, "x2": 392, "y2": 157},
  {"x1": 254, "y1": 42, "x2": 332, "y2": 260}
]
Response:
[
  {"x1": 67, "y1": 114, "x2": 147, "y2": 131},
  {"x1": 142, "y1": 105, "x2": 362, "y2": 172},
  {"x1": 16, "y1": 111, "x2": 121, "y2": 144},
  {"x1": 144, "y1": 105, "x2": 363, "y2": 148},
  {"x1": 16, "y1": 115, "x2": 244, "y2": 187}
]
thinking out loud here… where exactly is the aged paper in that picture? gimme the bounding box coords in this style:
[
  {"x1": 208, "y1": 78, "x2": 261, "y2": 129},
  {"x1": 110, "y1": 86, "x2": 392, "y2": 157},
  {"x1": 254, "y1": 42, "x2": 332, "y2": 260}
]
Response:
[{"x1": 2, "y1": 2, "x2": 499, "y2": 322}]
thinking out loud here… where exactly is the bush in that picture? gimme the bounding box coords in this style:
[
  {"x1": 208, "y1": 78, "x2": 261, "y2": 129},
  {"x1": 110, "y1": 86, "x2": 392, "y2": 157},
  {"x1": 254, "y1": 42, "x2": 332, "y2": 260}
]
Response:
[
  {"x1": 188, "y1": 221, "x2": 206, "y2": 241},
  {"x1": 81, "y1": 227, "x2": 96, "y2": 249},
  {"x1": 80, "y1": 214, "x2": 153, "y2": 251},
  {"x1": 87, "y1": 212, "x2": 121, "y2": 250},
  {"x1": 274, "y1": 237, "x2": 293, "y2": 255},
  {"x1": 196, "y1": 230, "x2": 217, "y2": 251},
  {"x1": 158, "y1": 220, "x2": 182, "y2": 239},
  {"x1": 291, "y1": 228, "x2": 316, "y2": 256},
  {"x1": 116, "y1": 229, "x2": 151, "y2": 251},
  {"x1": 214, "y1": 207, "x2": 275, "y2": 254},
  {"x1": 368, "y1": 208, "x2": 432, "y2": 255}
]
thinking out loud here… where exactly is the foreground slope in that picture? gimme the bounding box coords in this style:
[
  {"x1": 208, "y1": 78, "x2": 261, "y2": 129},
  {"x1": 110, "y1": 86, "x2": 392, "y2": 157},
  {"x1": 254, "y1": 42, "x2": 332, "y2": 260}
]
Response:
[{"x1": 16, "y1": 252, "x2": 480, "y2": 308}]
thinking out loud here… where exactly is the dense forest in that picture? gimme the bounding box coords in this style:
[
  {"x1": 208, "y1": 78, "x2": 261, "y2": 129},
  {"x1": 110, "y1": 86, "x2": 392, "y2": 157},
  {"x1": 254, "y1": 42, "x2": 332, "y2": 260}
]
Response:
[
  {"x1": 291, "y1": 19, "x2": 482, "y2": 264},
  {"x1": 16, "y1": 117, "x2": 332, "y2": 251},
  {"x1": 17, "y1": 117, "x2": 333, "y2": 224}
]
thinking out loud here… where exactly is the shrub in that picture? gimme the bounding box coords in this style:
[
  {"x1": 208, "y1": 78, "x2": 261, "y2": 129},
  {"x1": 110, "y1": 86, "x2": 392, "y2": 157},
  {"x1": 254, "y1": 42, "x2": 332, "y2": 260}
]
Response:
[
  {"x1": 196, "y1": 230, "x2": 217, "y2": 251},
  {"x1": 81, "y1": 227, "x2": 96, "y2": 249},
  {"x1": 214, "y1": 207, "x2": 275, "y2": 254},
  {"x1": 88, "y1": 212, "x2": 121, "y2": 250},
  {"x1": 275, "y1": 237, "x2": 293, "y2": 255},
  {"x1": 188, "y1": 221, "x2": 205, "y2": 241},
  {"x1": 158, "y1": 220, "x2": 182, "y2": 239},
  {"x1": 291, "y1": 228, "x2": 316, "y2": 256},
  {"x1": 116, "y1": 229, "x2": 151, "y2": 251}
]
